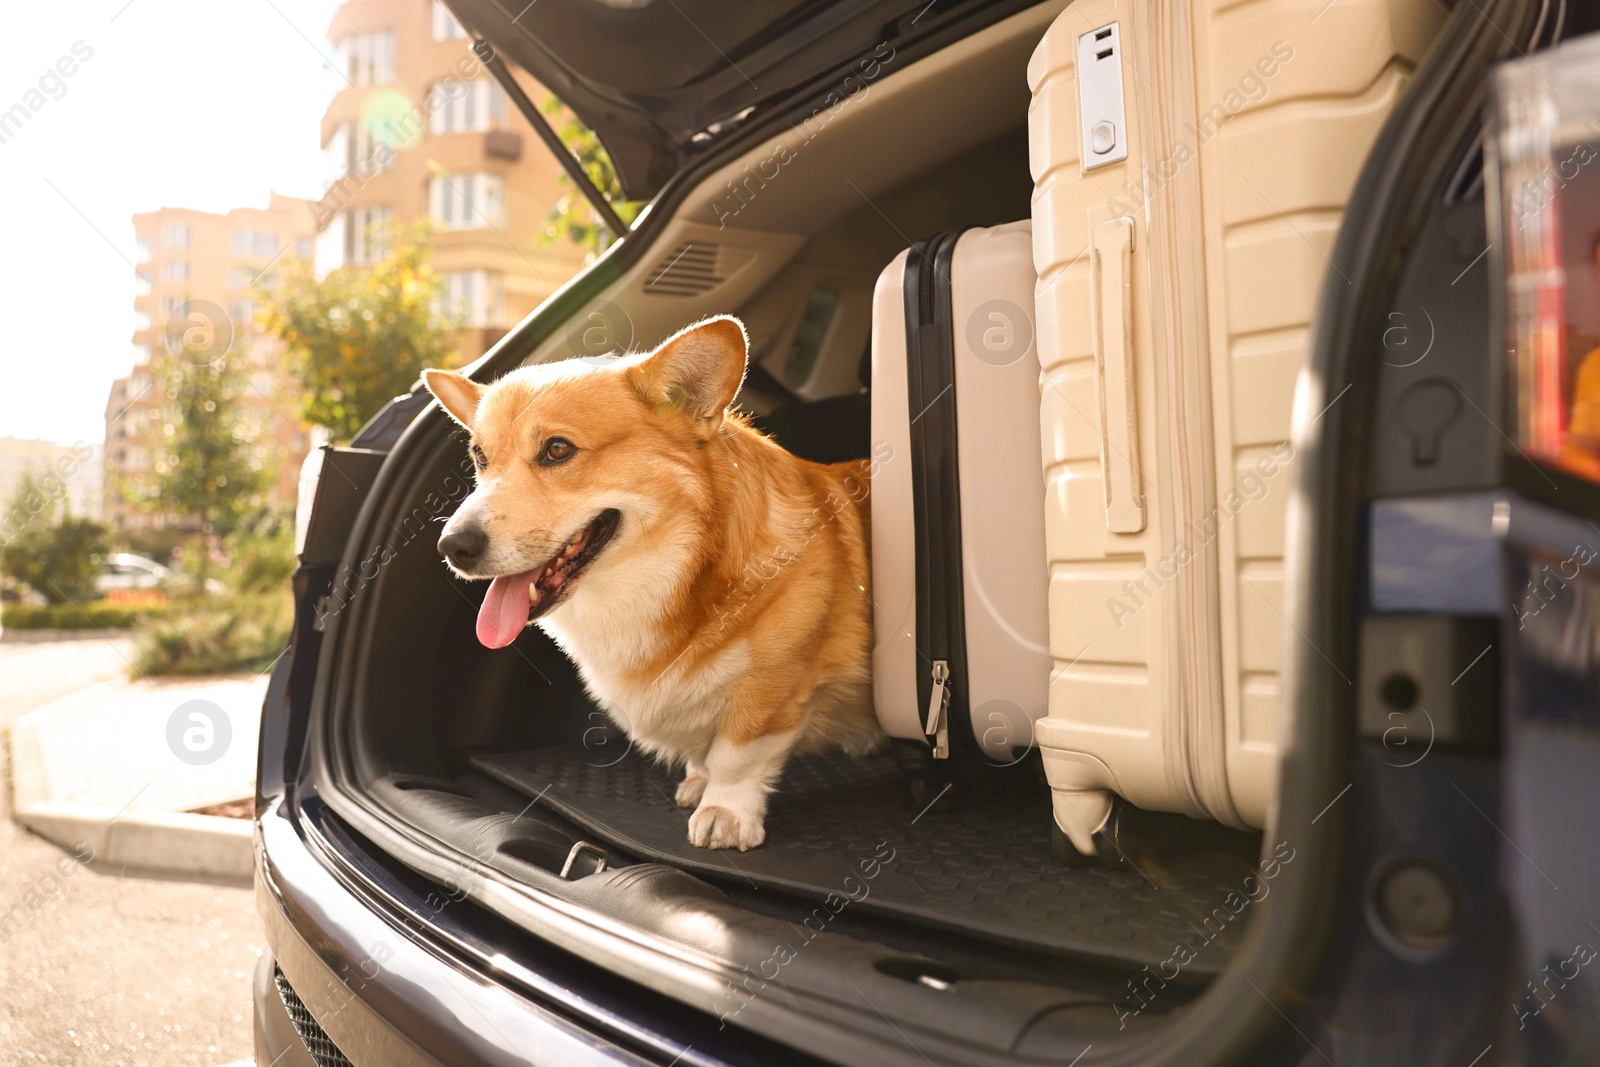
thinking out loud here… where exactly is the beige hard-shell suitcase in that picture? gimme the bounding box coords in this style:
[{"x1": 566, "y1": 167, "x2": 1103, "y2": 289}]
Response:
[
  {"x1": 1027, "y1": 0, "x2": 1447, "y2": 854},
  {"x1": 871, "y1": 222, "x2": 1053, "y2": 766}
]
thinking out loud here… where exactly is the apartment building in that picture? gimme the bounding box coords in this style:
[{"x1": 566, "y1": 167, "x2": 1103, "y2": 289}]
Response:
[
  {"x1": 103, "y1": 194, "x2": 317, "y2": 530},
  {"x1": 314, "y1": 0, "x2": 590, "y2": 360}
]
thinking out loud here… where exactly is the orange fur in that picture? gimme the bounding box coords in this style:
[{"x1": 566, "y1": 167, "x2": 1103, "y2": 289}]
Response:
[{"x1": 424, "y1": 316, "x2": 883, "y2": 850}]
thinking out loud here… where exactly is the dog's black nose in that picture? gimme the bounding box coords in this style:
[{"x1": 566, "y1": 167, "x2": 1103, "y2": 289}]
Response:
[{"x1": 439, "y1": 528, "x2": 487, "y2": 568}]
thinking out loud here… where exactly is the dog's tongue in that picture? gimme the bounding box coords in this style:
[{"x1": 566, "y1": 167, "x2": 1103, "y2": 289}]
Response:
[{"x1": 477, "y1": 570, "x2": 537, "y2": 649}]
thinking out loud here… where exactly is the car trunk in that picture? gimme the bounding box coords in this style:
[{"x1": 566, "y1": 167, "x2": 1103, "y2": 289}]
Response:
[{"x1": 306, "y1": 4, "x2": 1284, "y2": 1062}]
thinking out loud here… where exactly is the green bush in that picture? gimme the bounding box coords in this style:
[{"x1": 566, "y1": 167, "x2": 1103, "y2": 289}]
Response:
[
  {"x1": 132, "y1": 591, "x2": 293, "y2": 677},
  {"x1": 119, "y1": 527, "x2": 186, "y2": 566},
  {"x1": 225, "y1": 509, "x2": 296, "y2": 595},
  {"x1": 2, "y1": 516, "x2": 111, "y2": 604},
  {"x1": 1, "y1": 600, "x2": 167, "y2": 630}
]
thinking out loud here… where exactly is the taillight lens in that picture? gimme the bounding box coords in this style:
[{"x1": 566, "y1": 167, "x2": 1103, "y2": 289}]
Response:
[
  {"x1": 1492, "y1": 36, "x2": 1600, "y2": 481},
  {"x1": 294, "y1": 443, "x2": 327, "y2": 559}
]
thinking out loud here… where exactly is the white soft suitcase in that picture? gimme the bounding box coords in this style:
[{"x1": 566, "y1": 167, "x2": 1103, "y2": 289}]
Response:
[
  {"x1": 1027, "y1": 0, "x2": 1447, "y2": 854},
  {"x1": 870, "y1": 221, "x2": 1053, "y2": 768}
]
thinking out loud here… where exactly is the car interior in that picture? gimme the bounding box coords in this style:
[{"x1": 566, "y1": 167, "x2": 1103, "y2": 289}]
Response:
[{"x1": 312, "y1": 2, "x2": 1303, "y2": 1058}]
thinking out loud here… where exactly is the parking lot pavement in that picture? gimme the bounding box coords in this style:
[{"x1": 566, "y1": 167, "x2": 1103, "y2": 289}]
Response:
[
  {"x1": 0, "y1": 631, "x2": 137, "y2": 729},
  {"x1": 0, "y1": 637, "x2": 261, "y2": 1066}
]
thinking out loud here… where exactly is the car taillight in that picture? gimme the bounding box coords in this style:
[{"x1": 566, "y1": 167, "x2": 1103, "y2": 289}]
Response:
[
  {"x1": 292, "y1": 444, "x2": 390, "y2": 568},
  {"x1": 294, "y1": 443, "x2": 327, "y2": 559},
  {"x1": 1490, "y1": 35, "x2": 1600, "y2": 482}
]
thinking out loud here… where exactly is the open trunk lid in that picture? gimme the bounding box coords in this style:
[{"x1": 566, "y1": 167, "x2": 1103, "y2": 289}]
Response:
[{"x1": 443, "y1": 0, "x2": 1030, "y2": 199}]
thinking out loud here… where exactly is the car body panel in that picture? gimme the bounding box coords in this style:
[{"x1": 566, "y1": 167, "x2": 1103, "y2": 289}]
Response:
[{"x1": 256, "y1": 799, "x2": 665, "y2": 1066}]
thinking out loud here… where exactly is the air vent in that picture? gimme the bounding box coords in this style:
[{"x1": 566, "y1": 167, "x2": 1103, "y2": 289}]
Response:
[
  {"x1": 642, "y1": 242, "x2": 754, "y2": 297},
  {"x1": 274, "y1": 965, "x2": 353, "y2": 1067}
]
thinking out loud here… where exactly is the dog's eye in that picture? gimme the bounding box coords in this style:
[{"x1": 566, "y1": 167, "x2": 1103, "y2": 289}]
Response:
[
  {"x1": 470, "y1": 444, "x2": 487, "y2": 470},
  {"x1": 540, "y1": 437, "x2": 577, "y2": 465}
]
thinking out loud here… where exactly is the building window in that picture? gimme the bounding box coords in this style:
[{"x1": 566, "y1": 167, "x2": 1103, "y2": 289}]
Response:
[
  {"x1": 435, "y1": 270, "x2": 506, "y2": 328},
  {"x1": 432, "y1": 1, "x2": 468, "y2": 40},
  {"x1": 339, "y1": 31, "x2": 395, "y2": 87},
  {"x1": 135, "y1": 269, "x2": 153, "y2": 295},
  {"x1": 231, "y1": 266, "x2": 255, "y2": 289},
  {"x1": 295, "y1": 237, "x2": 313, "y2": 259},
  {"x1": 136, "y1": 234, "x2": 155, "y2": 262},
  {"x1": 134, "y1": 311, "x2": 151, "y2": 331},
  {"x1": 231, "y1": 230, "x2": 279, "y2": 258},
  {"x1": 162, "y1": 260, "x2": 189, "y2": 282},
  {"x1": 347, "y1": 122, "x2": 395, "y2": 176},
  {"x1": 347, "y1": 206, "x2": 393, "y2": 265},
  {"x1": 315, "y1": 208, "x2": 393, "y2": 272},
  {"x1": 160, "y1": 295, "x2": 181, "y2": 317},
  {"x1": 428, "y1": 173, "x2": 504, "y2": 230},
  {"x1": 230, "y1": 300, "x2": 256, "y2": 329},
  {"x1": 162, "y1": 223, "x2": 190, "y2": 250},
  {"x1": 132, "y1": 342, "x2": 152, "y2": 365},
  {"x1": 428, "y1": 79, "x2": 506, "y2": 134}
]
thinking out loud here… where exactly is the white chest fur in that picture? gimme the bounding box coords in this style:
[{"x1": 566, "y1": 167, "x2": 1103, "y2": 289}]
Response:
[{"x1": 540, "y1": 597, "x2": 750, "y2": 766}]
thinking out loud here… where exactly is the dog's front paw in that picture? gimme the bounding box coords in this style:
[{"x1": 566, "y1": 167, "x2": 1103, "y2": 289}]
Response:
[
  {"x1": 674, "y1": 774, "x2": 707, "y2": 808},
  {"x1": 688, "y1": 804, "x2": 765, "y2": 851}
]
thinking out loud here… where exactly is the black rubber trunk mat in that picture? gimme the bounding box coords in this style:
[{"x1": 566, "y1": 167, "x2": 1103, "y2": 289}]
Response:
[{"x1": 472, "y1": 745, "x2": 1264, "y2": 974}]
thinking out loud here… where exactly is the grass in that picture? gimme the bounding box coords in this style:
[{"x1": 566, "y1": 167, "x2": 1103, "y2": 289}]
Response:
[
  {"x1": 131, "y1": 511, "x2": 298, "y2": 676},
  {"x1": 6, "y1": 513, "x2": 298, "y2": 676},
  {"x1": 131, "y1": 591, "x2": 293, "y2": 677}
]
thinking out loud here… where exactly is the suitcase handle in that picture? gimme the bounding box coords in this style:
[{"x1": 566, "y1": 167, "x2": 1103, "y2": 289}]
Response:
[{"x1": 1092, "y1": 216, "x2": 1146, "y2": 533}]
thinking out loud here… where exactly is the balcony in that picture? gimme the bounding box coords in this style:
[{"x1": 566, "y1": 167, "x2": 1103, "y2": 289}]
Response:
[{"x1": 484, "y1": 130, "x2": 522, "y2": 161}]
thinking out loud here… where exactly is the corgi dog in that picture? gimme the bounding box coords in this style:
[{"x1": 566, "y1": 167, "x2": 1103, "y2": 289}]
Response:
[{"x1": 424, "y1": 316, "x2": 884, "y2": 850}]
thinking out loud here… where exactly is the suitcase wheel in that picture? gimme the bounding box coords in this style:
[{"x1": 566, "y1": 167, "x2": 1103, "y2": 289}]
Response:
[{"x1": 1049, "y1": 797, "x2": 1129, "y2": 869}]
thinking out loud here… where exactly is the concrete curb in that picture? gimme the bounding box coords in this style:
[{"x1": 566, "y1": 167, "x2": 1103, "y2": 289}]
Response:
[
  {"x1": 12, "y1": 800, "x2": 254, "y2": 881},
  {"x1": 6, "y1": 677, "x2": 257, "y2": 882}
]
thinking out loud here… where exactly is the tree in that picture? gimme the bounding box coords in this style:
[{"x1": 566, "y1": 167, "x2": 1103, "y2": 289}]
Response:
[
  {"x1": 538, "y1": 96, "x2": 645, "y2": 257},
  {"x1": 2, "y1": 475, "x2": 110, "y2": 604},
  {"x1": 1, "y1": 469, "x2": 62, "y2": 539},
  {"x1": 259, "y1": 221, "x2": 458, "y2": 442},
  {"x1": 132, "y1": 345, "x2": 271, "y2": 589}
]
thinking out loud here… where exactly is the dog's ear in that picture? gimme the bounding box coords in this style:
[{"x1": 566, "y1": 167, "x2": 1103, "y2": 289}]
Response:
[
  {"x1": 629, "y1": 316, "x2": 748, "y2": 437},
  {"x1": 423, "y1": 369, "x2": 484, "y2": 429}
]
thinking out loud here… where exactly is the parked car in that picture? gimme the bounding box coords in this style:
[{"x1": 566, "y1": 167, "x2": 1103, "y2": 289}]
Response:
[
  {"x1": 254, "y1": 1, "x2": 1600, "y2": 1064},
  {"x1": 95, "y1": 552, "x2": 170, "y2": 594}
]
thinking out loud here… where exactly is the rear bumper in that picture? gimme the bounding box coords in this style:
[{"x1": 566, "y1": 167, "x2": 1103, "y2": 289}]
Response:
[
  {"x1": 253, "y1": 951, "x2": 318, "y2": 1067},
  {"x1": 253, "y1": 797, "x2": 648, "y2": 1067}
]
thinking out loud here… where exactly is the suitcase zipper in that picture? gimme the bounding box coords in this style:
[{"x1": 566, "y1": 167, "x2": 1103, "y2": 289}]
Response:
[
  {"x1": 925, "y1": 661, "x2": 950, "y2": 759},
  {"x1": 1143, "y1": 1, "x2": 1210, "y2": 815},
  {"x1": 905, "y1": 232, "x2": 969, "y2": 760}
]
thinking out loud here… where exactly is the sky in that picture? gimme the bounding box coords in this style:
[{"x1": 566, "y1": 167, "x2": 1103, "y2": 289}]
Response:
[{"x1": 0, "y1": 0, "x2": 343, "y2": 446}]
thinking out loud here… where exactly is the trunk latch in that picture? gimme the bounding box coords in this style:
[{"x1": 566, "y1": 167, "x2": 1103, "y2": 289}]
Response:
[{"x1": 560, "y1": 841, "x2": 609, "y2": 879}]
